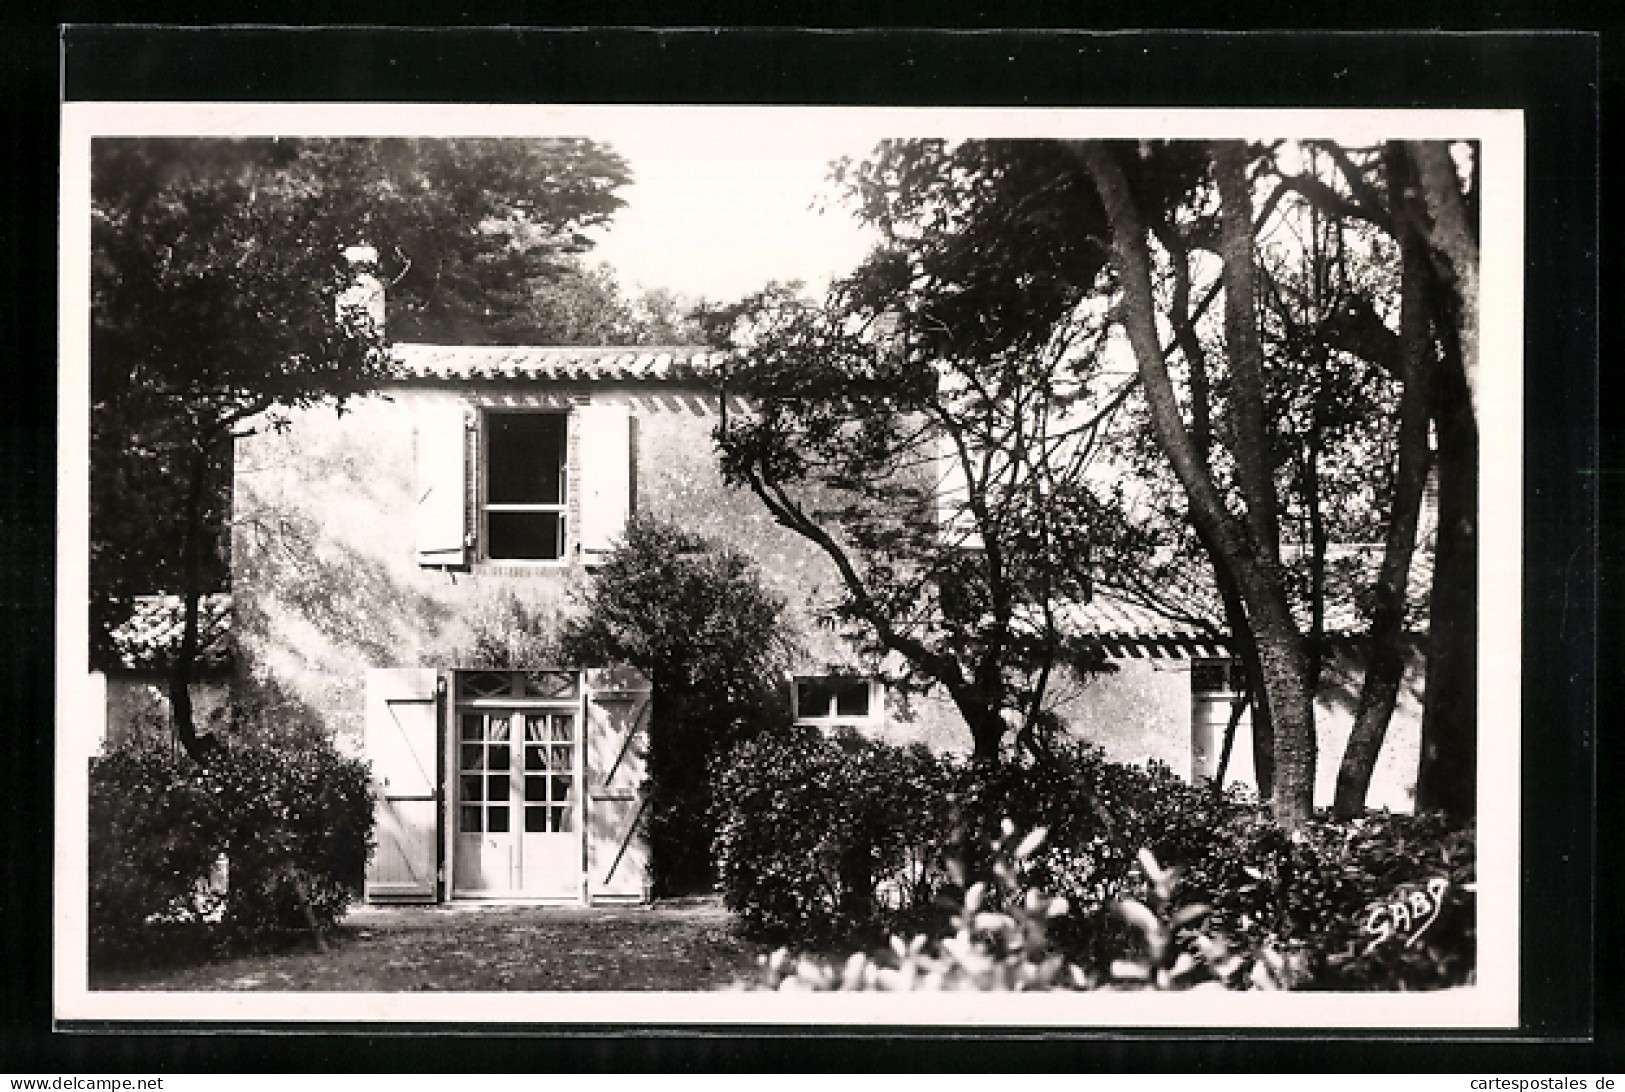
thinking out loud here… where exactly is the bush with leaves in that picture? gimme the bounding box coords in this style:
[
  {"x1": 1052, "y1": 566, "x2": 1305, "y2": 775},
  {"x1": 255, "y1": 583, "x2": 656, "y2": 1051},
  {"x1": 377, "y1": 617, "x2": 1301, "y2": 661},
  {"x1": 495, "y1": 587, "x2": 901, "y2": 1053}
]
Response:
[
  {"x1": 713, "y1": 726, "x2": 957, "y2": 947},
  {"x1": 89, "y1": 730, "x2": 374, "y2": 967},
  {"x1": 89, "y1": 743, "x2": 224, "y2": 965},
  {"x1": 748, "y1": 824, "x2": 1300, "y2": 993},
  {"x1": 561, "y1": 515, "x2": 797, "y2": 895},
  {"x1": 1178, "y1": 809, "x2": 1476, "y2": 990}
]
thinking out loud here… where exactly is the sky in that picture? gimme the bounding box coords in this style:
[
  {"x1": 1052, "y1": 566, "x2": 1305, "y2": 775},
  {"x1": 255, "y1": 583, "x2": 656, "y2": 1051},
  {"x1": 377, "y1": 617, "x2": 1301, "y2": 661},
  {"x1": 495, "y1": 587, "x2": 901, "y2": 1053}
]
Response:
[{"x1": 567, "y1": 110, "x2": 894, "y2": 304}]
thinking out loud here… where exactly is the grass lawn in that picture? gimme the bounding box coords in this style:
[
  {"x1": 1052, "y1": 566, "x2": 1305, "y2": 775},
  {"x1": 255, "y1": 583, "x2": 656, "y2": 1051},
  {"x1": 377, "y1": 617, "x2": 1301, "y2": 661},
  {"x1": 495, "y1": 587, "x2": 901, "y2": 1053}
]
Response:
[{"x1": 89, "y1": 896, "x2": 773, "y2": 992}]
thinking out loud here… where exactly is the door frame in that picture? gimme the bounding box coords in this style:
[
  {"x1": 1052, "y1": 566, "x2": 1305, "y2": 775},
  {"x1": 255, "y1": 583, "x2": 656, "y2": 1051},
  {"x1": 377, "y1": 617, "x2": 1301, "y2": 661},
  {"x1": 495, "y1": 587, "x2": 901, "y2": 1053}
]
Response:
[{"x1": 442, "y1": 668, "x2": 589, "y2": 904}]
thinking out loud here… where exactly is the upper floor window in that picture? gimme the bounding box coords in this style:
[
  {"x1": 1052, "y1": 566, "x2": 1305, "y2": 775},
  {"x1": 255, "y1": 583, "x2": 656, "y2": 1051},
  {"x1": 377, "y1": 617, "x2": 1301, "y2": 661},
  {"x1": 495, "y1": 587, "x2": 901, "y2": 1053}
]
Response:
[
  {"x1": 484, "y1": 412, "x2": 567, "y2": 561},
  {"x1": 413, "y1": 398, "x2": 631, "y2": 570}
]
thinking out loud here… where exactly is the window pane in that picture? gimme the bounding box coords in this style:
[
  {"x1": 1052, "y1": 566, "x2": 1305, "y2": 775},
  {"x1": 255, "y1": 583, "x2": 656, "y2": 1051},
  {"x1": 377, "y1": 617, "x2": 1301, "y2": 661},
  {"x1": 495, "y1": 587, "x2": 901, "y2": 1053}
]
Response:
[
  {"x1": 834, "y1": 680, "x2": 870, "y2": 717},
  {"x1": 460, "y1": 805, "x2": 482, "y2": 834},
  {"x1": 487, "y1": 806, "x2": 510, "y2": 833},
  {"x1": 797, "y1": 680, "x2": 832, "y2": 718},
  {"x1": 1192, "y1": 663, "x2": 1227, "y2": 694},
  {"x1": 487, "y1": 512, "x2": 563, "y2": 561},
  {"x1": 525, "y1": 805, "x2": 547, "y2": 833},
  {"x1": 487, "y1": 413, "x2": 566, "y2": 505}
]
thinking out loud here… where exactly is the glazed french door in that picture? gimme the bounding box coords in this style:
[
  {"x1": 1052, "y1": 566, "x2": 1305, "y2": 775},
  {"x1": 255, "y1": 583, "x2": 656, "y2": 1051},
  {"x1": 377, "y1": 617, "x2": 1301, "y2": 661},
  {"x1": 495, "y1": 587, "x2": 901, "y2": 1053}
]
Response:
[{"x1": 452, "y1": 671, "x2": 582, "y2": 899}]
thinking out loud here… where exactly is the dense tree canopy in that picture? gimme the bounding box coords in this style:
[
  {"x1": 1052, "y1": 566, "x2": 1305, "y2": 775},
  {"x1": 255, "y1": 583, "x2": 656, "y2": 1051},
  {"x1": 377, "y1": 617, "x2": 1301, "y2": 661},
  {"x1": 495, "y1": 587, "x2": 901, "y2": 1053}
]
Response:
[
  {"x1": 717, "y1": 137, "x2": 1478, "y2": 827},
  {"x1": 90, "y1": 136, "x2": 635, "y2": 759}
]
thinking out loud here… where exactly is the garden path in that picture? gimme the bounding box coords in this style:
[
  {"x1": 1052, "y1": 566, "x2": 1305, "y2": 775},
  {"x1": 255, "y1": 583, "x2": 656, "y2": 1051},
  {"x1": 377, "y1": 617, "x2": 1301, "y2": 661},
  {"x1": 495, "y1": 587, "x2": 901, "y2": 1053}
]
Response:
[{"x1": 90, "y1": 896, "x2": 771, "y2": 992}]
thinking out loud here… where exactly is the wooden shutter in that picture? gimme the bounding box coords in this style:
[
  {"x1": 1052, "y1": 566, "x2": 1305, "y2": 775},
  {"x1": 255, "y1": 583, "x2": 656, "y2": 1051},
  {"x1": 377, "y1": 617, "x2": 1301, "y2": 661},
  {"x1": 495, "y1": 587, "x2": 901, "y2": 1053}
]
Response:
[
  {"x1": 415, "y1": 400, "x2": 468, "y2": 566},
  {"x1": 364, "y1": 668, "x2": 443, "y2": 903},
  {"x1": 583, "y1": 665, "x2": 652, "y2": 902},
  {"x1": 576, "y1": 403, "x2": 632, "y2": 561}
]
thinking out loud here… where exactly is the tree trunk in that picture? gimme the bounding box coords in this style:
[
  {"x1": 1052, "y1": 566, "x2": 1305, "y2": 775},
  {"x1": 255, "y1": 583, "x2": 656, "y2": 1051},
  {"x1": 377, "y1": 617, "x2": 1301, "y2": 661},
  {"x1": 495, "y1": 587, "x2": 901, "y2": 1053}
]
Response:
[
  {"x1": 1333, "y1": 142, "x2": 1436, "y2": 818},
  {"x1": 1415, "y1": 341, "x2": 1478, "y2": 820},
  {"x1": 168, "y1": 445, "x2": 213, "y2": 764},
  {"x1": 1082, "y1": 140, "x2": 1314, "y2": 828}
]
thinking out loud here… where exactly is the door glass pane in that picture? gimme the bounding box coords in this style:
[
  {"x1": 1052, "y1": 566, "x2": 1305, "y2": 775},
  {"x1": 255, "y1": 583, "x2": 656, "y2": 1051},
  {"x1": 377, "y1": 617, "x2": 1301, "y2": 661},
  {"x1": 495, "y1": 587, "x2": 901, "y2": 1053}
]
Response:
[
  {"x1": 489, "y1": 744, "x2": 510, "y2": 771},
  {"x1": 460, "y1": 744, "x2": 483, "y2": 771},
  {"x1": 461, "y1": 672, "x2": 511, "y2": 699},
  {"x1": 461, "y1": 805, "x2": 482, "y2": 833},
  {"x1": 487, "y1": 774, "x2": 509, "y2": 802},
  {"x1": 552, "y1": 806, "x2": 571, "y2": 832},
  {"x1": 461, "y1": 714, "x2": 483, "y2": 739},
  {"x1": 525, "y1": 715, "x2": 547, "y2": 742},
  {"x1": 552, "y1": 775, "x2": 573, "y2": 804},
  {"x1": 522, "y1": 671, "x2": 578, "y2": 700},
  {"x1": 461, "y1": 774, "x2": 483, "y2": 802},
  {"x1": 525, "y1": 744, "x2": 545, "y2": 771},
  {"x1": 487, "y1": 806, "x2": 510, "y2": 833},
  {"x1": 551, "y1": 715, "x2": 574, "y2": 742},
  {"x1": 488, "y1": 716, "x2": 510, "y2": 741},
  {"x1": 525, "y1": 805, "x2": 546, "y2": 833},
  {"x1": 551, "y1": 744, "x2": 572, "y2": 770},
  {"x1": 525, "y1": 775, "x2": 545, "y2": 802}
]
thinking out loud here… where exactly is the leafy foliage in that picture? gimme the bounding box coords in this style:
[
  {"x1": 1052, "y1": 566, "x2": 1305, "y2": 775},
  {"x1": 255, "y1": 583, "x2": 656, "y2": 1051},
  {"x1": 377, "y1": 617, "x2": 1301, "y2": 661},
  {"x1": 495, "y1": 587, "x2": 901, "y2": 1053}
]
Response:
[
  {"x1": 560, "y1": 515, "x2": 797, "y2": 894},
  {"x1": 716, "y1": 728, "x2": 1473, "y2": 990},
  {"x1": 88, "y1": 732, "x2": 374, "y2": 968},
  {"x1": 710, "y1": 144, "x2": 1179, "y2": 759},
  {"x1": 712, "y1": 725, "x2": 957, "y2": 948}
]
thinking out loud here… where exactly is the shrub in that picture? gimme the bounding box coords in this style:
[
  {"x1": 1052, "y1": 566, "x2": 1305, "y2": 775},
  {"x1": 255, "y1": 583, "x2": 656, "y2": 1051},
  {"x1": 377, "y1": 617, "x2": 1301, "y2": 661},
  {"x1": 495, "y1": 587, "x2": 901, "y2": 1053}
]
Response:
[
  {"x1": 713, "y1": 726, "x2": 955, "y2": 947},
  {"x1": 88, "y1": 731, "x2": 374, "y2": 967},
  {"x1": 89, "y1": 743, "x2": 224, "y2": 965},
  {"x1": 561, "y1": 515, "x2": 798, "y2": 895},
  {"x1": 718, "y1": 726, "x2": 1473, "y2": 990},
  {"x1": 208, "y1": 737, "x2": 374, "y2": 946}
]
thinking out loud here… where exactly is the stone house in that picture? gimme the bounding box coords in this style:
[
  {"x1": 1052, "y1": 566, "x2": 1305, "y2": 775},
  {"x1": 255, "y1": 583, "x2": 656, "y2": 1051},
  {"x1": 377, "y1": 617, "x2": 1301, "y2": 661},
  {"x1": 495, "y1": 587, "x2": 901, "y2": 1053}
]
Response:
[{"x1": 218, "y1": 268, "x2": 1424, "y2": 906}]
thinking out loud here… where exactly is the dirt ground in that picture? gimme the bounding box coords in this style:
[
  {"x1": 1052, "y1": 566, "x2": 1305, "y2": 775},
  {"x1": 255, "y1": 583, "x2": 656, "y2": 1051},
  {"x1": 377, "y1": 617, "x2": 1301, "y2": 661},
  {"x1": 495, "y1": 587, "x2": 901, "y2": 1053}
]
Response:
[{"x1": 90, "y1": 897, "x2": 775, "y2": 992}]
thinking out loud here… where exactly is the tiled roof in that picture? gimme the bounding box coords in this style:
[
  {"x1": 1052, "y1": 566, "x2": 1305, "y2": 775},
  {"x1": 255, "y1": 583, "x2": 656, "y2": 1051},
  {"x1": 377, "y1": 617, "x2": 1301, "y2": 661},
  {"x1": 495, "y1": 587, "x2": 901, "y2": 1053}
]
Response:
[
  {"x1": 390, "y1": 344, "x2": 726, "y2": 384},
  {"x1": 1065, "y1": 547, "x2": 1435, "y2": 658},
  {"x1": 109, "y1": 594, "x2": 233, "y2": 672}
]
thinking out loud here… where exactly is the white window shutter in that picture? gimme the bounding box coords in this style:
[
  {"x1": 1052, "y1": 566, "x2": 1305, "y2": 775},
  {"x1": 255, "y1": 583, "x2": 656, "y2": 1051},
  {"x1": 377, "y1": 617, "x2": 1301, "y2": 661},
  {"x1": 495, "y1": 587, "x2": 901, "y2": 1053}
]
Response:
[
  {"x1": 576, "y1": 402, "x2": 632, "y2": 561},
  {"x1": 415, "y1": 400, "x2": 469, "y2": 566}
]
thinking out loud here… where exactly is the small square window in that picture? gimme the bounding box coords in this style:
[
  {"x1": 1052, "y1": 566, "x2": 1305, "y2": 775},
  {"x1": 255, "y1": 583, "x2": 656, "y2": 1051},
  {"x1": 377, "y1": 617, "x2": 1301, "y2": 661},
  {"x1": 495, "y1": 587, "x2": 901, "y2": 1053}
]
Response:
[{"x1": 794, "y1": 676, "x2": 879, "y2": 727}]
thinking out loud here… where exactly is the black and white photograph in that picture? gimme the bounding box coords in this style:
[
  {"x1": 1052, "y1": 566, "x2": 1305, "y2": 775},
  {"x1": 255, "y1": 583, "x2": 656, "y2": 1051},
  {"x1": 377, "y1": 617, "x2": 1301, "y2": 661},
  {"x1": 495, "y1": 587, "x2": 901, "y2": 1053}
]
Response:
[{"x1": 54, "y1": 100, "x2": 1528, "y2": 1029}]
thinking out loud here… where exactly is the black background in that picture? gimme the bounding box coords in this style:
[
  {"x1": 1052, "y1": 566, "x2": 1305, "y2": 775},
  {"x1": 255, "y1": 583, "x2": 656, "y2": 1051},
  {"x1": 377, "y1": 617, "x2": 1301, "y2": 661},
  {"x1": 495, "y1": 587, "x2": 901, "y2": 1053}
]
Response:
[{"x1": 3, "y1": 19, "x2": 1608, "y2": 1073}]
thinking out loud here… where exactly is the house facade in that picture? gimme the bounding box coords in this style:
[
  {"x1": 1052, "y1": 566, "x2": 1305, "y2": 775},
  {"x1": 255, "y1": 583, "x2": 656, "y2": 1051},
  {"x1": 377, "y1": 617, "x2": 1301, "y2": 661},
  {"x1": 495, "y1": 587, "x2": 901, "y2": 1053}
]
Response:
[{"x1": 225, "y1": 277, "x2": 1423, "y2": 906}]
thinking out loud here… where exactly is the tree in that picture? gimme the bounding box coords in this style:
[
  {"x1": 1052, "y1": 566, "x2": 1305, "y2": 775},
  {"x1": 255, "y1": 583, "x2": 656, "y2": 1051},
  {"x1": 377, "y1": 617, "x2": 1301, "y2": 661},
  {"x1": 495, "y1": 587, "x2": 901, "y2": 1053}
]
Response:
[
  {"x1": 709, "y1": 140, "x2": 1167, "y2": 763},
  {"x1": 1283, "y1": 139, "x2": 1479, "y2": 820},
  {"x1": 558, "y1": 516, "x2": 797, "y2": 894},
  {"x1": 91, "y1": 137, "x2": 633, "y2": 761}
]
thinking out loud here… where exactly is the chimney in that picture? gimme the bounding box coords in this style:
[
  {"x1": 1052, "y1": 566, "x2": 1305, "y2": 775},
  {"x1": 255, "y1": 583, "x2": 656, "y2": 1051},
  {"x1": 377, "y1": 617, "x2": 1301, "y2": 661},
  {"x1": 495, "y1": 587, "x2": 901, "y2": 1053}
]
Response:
[{"x1": 338, "y1": 244, "x2": 385, "y2": 335}]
